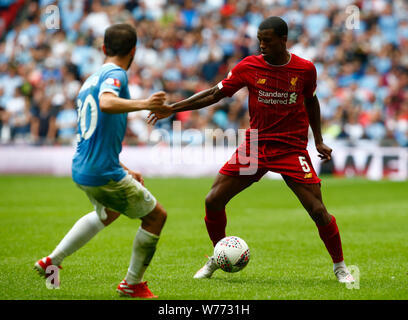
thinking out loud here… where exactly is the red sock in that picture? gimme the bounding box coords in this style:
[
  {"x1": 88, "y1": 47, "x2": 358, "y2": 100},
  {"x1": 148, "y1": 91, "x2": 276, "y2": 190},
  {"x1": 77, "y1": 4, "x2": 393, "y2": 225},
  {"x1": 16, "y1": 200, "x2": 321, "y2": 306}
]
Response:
[
  {"x1": 316, "y1": 215, "x2": 344, "y2": 263},
  {"x1": 204, "y1": 207, "x2": 227, "y2": 247}
]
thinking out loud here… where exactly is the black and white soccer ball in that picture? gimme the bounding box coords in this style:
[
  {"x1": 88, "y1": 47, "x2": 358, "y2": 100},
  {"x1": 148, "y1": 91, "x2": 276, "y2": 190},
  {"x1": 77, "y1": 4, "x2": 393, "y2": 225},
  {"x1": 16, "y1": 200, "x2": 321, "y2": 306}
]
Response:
[{"x1": 213, "y1": 236, "x2": 250, "y2": 273}]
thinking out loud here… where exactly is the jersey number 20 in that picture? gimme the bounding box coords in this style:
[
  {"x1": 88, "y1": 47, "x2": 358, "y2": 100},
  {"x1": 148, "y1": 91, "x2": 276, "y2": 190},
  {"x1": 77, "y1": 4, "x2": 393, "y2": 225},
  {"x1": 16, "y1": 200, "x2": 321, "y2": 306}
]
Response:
[{"x1": 77, "y1": 95, "x2": 98, "y2": 140}]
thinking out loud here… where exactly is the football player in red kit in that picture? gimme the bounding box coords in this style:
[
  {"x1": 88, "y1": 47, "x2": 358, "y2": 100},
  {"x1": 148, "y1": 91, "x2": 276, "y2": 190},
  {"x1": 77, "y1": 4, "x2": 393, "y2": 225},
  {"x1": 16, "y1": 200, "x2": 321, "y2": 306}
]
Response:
[{"x1": 148, "y1": 16, "x2": 354, "y2": 283}]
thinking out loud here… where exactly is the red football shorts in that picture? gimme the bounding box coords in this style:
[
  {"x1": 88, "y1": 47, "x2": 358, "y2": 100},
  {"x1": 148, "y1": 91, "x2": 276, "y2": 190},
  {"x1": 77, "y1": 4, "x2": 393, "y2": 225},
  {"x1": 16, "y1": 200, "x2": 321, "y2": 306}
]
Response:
[{"x1": 219, "y1": 141, "x2": 321, "y2": 184}]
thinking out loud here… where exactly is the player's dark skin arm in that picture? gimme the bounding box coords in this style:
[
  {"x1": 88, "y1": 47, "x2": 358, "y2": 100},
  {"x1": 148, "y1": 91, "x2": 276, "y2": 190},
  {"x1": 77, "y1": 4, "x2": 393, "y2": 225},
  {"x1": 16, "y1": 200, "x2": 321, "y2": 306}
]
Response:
[
  {"x1": 171, "y1": 85, "x2": 225, "y2": 112},
  {"x1": 304, "y1": 95, "x2": 332, "y2": 162},
  {"x1": 147, "y1": 86, "x2": 225, "y2": 124}
]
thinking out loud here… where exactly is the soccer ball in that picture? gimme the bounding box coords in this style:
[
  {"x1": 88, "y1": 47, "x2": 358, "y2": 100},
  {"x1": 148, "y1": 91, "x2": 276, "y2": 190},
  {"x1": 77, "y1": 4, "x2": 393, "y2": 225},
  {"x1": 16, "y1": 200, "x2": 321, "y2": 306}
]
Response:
[{"x1": 213, "y1": 236, "x2": 250, "y2": 273}]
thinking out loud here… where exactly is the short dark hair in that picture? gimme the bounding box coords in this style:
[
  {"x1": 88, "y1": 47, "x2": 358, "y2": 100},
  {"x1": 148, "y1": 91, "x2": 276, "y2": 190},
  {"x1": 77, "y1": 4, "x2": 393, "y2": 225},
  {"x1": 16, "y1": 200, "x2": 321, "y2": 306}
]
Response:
[
  {"x1": 258, "y1": 16, "x2": 288, "y2": 38},
  {"x1": 104, "y1": 23, "x2": 137, "y2": 57}
]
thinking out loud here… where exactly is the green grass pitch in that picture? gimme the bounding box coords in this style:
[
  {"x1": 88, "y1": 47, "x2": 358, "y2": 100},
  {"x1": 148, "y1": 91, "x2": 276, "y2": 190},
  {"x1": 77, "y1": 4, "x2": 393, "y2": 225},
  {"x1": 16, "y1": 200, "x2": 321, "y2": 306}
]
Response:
[{"x1": 0, "y1": 175, "x2": 407, "y2": 300}]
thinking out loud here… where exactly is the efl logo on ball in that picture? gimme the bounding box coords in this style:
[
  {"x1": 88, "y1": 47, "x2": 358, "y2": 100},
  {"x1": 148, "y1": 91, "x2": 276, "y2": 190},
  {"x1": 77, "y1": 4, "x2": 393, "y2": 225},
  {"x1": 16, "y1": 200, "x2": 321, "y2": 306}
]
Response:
[{"x1": 214, "y1": 236, "x2": 250, "y2": 273}]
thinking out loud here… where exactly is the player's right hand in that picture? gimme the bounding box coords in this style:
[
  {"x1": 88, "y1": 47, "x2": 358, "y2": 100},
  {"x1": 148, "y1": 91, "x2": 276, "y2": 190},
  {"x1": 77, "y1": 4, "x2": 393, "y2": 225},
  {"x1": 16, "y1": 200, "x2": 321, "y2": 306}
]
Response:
[
  {"x1": 146, "y1": 91, "x2": 167, "y2": 108},
  {"x1": 316, "y1": 142, "x2": 332, "y2": 162},
  {"x1": 129, "y1": 170, "x2": 145, "y2": 186},
  {"x1": 145, "y1": 91, "x2": 173, "y2": 122}
]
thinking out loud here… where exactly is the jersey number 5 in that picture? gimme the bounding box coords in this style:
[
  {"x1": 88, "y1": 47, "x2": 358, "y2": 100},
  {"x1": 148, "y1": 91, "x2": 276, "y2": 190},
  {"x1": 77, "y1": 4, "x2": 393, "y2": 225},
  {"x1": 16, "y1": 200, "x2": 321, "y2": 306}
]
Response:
[
  {"x1": 77, "y1": 95, "x2": 98, "y2": 140},
  {"x1": 298, "y1": 156, "x2": 311, "y2": 173}
]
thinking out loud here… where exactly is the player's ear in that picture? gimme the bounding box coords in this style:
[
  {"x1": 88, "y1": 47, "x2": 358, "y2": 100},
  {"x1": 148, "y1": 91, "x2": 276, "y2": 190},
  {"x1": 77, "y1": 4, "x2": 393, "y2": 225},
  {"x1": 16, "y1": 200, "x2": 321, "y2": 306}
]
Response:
[
  {"x1": 130, "y1": 46, "x2": 136, "y2": 56},
  {"x1": 102, "y1": 44, "x2": 107, "y2": 55}
]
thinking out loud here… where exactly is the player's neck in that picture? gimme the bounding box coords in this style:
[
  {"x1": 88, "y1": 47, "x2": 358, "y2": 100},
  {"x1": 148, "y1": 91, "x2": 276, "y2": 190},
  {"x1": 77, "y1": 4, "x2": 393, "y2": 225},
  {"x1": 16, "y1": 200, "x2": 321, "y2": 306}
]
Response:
[
  {"x1": 104, "y1": 57, "x2": 129, "y2": 71},
  {"x1": 263, "y1": 50, "x2": 291, "y2": 66}
]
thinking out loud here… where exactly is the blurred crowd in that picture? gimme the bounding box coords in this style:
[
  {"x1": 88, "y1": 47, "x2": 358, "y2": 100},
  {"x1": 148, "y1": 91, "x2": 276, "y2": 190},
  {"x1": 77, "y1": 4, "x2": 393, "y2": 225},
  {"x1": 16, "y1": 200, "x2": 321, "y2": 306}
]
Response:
[{"x1": 0, "y1": 0, "x2": 408, "y2": 147}]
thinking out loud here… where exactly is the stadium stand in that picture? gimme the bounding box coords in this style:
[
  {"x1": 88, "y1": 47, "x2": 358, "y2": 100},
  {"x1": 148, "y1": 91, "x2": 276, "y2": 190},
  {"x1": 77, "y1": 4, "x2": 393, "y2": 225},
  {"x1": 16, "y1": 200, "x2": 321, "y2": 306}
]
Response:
[{"x1": 0, "y1": 0, "x2": 407, "y2": 148}]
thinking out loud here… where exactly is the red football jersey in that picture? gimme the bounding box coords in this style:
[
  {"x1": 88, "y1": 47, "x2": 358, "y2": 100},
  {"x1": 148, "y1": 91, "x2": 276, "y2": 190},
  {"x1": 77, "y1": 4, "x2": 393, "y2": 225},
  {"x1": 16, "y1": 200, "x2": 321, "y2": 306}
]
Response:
[{"x1": 218, "y1": 53, "x2": 317, "y2": 149}]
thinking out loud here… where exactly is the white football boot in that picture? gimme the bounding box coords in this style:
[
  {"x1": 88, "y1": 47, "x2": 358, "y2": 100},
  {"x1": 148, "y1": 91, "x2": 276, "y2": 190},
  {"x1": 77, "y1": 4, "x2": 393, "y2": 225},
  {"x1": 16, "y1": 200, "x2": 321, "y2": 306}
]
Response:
[
  {"x1": 193, "y1": 256, "x2": 219, "y2": 279},
  {"x1": 334, "y1": 264, "x2": 355, "y2": 283}
]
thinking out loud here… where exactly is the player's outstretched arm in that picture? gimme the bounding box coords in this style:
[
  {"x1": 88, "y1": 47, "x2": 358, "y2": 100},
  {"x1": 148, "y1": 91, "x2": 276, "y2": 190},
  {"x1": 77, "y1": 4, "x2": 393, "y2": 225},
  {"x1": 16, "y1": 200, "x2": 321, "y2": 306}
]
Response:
[
  {"x1": 171, "y1": 85, "x2": 226, "y2": 112},
  {"x1": 304, "y1": 95, "x2": 332, "y2": 162},
  {"x1": 147, "y1": 85, "x2": 225, "y2": 125},
  {"x1": 100, "y1": 91, "x2": 171, "y2": 114}
]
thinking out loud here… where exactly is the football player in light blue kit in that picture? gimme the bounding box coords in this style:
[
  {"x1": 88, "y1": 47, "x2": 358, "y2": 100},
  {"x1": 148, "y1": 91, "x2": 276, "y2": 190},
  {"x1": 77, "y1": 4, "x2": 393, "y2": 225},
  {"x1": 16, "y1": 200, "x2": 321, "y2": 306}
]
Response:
[{"x1": 34, "y1": 24, "x2": 171, "y2": 298}]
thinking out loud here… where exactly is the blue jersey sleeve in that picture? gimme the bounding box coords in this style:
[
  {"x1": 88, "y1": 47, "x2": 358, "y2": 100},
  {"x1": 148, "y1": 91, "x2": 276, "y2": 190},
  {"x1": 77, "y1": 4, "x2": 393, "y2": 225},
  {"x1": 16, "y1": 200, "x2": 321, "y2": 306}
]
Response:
[{"x1": 98, "y1": 69, "x2": 127, "y2": 99}]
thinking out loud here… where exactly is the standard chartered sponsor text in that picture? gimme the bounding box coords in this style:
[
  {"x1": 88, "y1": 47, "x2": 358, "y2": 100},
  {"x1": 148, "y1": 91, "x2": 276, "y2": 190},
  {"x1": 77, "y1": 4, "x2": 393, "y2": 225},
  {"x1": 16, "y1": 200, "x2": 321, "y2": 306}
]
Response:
[{"x1": 257, "y1": 90, "x2": 297, "y2": 105}]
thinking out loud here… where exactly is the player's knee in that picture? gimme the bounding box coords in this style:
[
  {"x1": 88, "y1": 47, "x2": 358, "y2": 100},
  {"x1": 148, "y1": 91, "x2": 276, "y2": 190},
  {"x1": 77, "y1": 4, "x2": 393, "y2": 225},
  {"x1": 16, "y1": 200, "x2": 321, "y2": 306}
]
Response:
[
  {"x1": 311, "y1": 203, "x2": 326, "y2": 216},
  {"x1": 102, "y1": 209, "x2": 120, "y2": 226},
  {"x1": 309, "y1": 202, "x2": 328, "y2": 223},
  {"x1": 205, "y1": 191, "x2": 223, "y2": 211},
  {"x1": 205, "y1": 193, "x2": 213, "y2": 208},
  {"x1": 149, "y1": 205, "x2": 166, "y2": 226},
  {"x1": 141, "y1": 205, "x2": 167, "y2": 235}
]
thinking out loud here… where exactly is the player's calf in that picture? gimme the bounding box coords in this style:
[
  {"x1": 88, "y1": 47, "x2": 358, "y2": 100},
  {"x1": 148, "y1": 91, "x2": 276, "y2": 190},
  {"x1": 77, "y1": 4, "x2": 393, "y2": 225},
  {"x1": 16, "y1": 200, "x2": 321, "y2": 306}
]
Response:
[
  {"x1": 316, "y1": 215, "x2": 344, "y2": 263},
  {"x1": 204, "y1": 206, "x2": 227, "y2": 247},
  {"x1": 141, "y1": 203, "x2": 167, "y2": 236},
  {"x1": 282, "y1": 178, "x2": 349, "y2": 281},
  {"x1": 121, "y1": 203, "x2": 166, "y2": 292},
  {"x1": 204, "y1": 184, "x2": 231, "y2": 246}
]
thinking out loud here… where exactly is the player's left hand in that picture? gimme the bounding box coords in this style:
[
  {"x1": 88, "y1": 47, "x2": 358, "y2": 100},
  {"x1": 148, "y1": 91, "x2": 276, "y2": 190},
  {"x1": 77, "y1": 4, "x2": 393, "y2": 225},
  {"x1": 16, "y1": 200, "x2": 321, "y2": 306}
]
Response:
[
  {"x1": 316, "y1": 142, "x2": 332, "y2": 162},
  {"x1": 128, "y1": 170, "x2": 145, "y2": 186}
]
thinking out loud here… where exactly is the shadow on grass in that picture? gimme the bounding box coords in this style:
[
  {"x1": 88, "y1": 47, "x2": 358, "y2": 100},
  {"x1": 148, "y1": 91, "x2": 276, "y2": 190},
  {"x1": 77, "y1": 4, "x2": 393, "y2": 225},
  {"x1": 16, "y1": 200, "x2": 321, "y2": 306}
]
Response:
[{"x1": 210, "y1": 276, "x2": 339, "y2": 288}]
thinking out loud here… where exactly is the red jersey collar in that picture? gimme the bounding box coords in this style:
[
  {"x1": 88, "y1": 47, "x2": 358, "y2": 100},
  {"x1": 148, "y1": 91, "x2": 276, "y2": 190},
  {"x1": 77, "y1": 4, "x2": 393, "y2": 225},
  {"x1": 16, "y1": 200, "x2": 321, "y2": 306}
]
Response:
[{"x1": 261, "y1": 52, "x2": 292, "y2": 67}]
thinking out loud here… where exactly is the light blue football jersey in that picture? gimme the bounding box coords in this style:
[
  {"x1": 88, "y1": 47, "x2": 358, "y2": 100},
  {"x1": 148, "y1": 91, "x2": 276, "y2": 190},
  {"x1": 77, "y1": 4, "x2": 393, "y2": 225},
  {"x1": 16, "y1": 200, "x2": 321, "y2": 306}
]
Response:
[{"x1": 72, "y1": 63, "x2": 129, "y2": 186}]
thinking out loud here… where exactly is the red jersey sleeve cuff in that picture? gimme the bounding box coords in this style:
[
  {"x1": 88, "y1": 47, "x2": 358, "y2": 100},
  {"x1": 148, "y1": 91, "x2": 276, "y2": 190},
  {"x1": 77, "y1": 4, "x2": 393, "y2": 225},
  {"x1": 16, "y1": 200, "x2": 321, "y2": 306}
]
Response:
[{"x1": 217, "y1": 81, "x2": 233, "y2": 97}]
